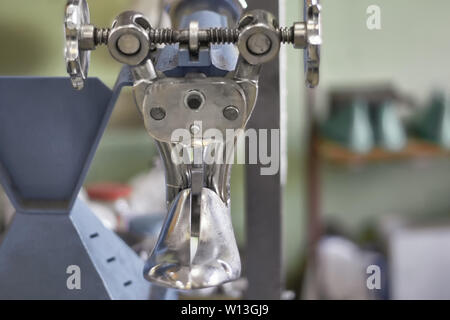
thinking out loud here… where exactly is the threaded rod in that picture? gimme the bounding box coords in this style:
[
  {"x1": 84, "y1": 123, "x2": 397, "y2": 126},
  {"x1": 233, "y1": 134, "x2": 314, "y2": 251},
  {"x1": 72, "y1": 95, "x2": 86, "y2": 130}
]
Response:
[{"x1": 93, "y1": 27, "x2": 295, "y2": 46}]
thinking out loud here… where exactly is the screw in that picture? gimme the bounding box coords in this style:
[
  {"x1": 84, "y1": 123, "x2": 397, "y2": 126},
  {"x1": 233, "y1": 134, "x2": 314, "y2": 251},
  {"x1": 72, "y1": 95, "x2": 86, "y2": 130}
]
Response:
[
  {"x1": 117, "y1": 34, "x2": 141, "y2": 55},
  {"x1": 190, "y1": 124, "x2": 201, "y2": 135},
  {"x1": 150, "y1": 107, "x2": 166, "y2": 121},
  {"x1": 223, "y1": 106, "x2": 240, "y2": 121},
  {"x1": 247, "y1": 33, "x2": 272, "y2": 55}
]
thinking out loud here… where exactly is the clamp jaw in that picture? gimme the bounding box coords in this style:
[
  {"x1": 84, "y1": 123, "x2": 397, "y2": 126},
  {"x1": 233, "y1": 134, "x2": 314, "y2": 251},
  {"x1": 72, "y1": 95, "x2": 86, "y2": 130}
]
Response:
[{"x1": 64, "y1": 0, "x2": 321, "y2": 290}]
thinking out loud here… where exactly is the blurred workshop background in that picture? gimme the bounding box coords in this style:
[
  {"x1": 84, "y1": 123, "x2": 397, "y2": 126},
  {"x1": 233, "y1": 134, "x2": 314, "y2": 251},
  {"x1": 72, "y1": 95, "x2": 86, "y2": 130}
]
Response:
[{"x1": 1, "y1": 0, "x2": 450, "y2": 299}]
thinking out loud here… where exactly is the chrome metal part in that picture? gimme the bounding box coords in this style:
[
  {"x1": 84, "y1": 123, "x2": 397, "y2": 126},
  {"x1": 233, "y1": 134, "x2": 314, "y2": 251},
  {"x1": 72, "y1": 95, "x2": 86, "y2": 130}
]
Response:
[
  {"x1": 64, "y1": 1, "x2": 321, "y2": 86},
  {"x1": 237, "y1": 10, "x2": 280, "y2": 65},
  {"x1": 108, "y1": 11, "x2": 151, "y2": 66},
  {"x1": 64, "y1": 0, "x2": 91, "y2": 90},
  {"x1": 117, "y1": 34, "x2": 141, "y2": 55},
  {"x1": 247, "y1": 33, "x2": 272, "y2": 55},
  {"x1": 223, "y1": 105, "x2": 240, "y2": 121},
  {"x1": 137, "y1": 65, "x2": 259, "y2": 288},
  {"x1": 149, "y1": 27, "x2": 240, "y2": 45},
  {"x1": 188, "y1": 21, "x2": 200, "y2": 54},
  {"x1": 141, "y1": 77, "x2": 252, "y2": 143},
  {"x1": 79, "y1": 24, "x2": 96, "y2": 50},
  {"x1": 292, "y1": 22, "x2": 307, "y2": 49},
  {"x1": 144, "y1": 188, "x2": 240, "y2": 290},
  {"x1": 131, "y1": 59, "x2": 158, "y2": 113},
  {"x1": 304, "y1": 0, "x2": 321, "y2": 87}
]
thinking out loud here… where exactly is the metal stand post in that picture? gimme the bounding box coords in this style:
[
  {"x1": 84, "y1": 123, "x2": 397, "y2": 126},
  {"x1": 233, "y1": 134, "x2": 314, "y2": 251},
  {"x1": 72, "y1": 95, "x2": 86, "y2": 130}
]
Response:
[{"x1": 245, "y1": 0, "x2": 283, "y2": 300}]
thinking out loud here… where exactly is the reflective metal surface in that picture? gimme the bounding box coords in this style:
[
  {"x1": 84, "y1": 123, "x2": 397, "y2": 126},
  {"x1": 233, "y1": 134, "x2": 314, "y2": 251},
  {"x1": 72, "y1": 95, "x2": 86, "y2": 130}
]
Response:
[
  {"x1": 144, "y1": 188, "x2": 240, "y2": 289},
  {"x1": 108, "y1": 11, "x2": 151, "y2": 66},
  {"x1": 141, "y1": 77, "x2": 250, "y2": 143},
  {"x1": 304, "y1": 0, "x2": 321, "y2": 88},
  {"x1": 237, "y1": 10, "x2": 280, "y2": 65},
  {"x1": 64, "y1": 0, "x2": 90, "y2": 90}
]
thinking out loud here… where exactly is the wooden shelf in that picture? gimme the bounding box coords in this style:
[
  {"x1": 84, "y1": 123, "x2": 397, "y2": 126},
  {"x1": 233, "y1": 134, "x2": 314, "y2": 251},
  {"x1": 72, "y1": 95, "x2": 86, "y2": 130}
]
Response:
[{"x1": 319, "y1": 138, "x2": 450, "y2": 165}]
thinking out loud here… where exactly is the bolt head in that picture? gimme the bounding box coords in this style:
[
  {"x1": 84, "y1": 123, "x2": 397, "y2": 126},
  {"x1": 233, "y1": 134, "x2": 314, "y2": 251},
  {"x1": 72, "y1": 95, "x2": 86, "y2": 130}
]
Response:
[
  {"x1": 223, "y1": 106, "x2": 240, "y2": 121},
  {"x1": 150, "y1": 107, "x2": 166, "y2": 121},
  {"x1": 237, "y1": 11, "x2": 281, "y2": 65},
  {"x1": 190, "y1": 124, "x2": 201, "y2": 135},
  {"x1": 247, "y1": 33, "x2": 272, "y2": 55},
  {"x1": 117, "y1": 34, "x2": 141, "y2": 55}
]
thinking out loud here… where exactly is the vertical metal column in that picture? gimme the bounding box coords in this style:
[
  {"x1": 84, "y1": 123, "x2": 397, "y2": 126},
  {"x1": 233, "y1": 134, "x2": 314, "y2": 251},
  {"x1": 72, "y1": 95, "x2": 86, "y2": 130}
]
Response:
[{"x1": 245, "y1": 0, "x2": 283, "y2": 300}]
